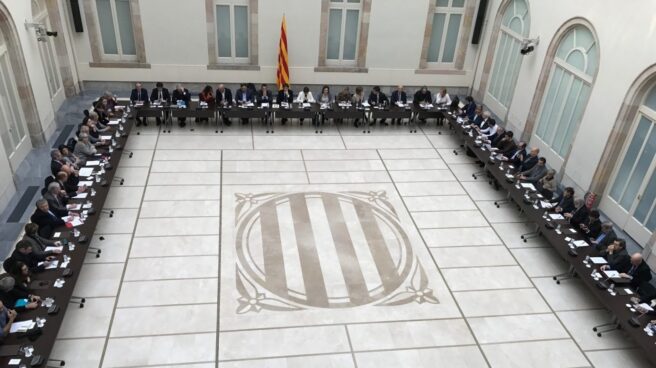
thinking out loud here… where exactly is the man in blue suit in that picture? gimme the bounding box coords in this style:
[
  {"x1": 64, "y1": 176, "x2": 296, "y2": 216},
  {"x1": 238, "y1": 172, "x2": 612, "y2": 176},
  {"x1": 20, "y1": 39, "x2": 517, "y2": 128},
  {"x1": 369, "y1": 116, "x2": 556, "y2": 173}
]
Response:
[{"x1": 130, "y1": 82, "x2": 149, "y2": 126}]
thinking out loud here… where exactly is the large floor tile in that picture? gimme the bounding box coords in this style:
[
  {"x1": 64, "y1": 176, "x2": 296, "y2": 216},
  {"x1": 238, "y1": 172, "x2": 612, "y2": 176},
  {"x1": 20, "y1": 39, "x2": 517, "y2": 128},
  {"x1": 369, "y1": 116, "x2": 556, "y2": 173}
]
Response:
[
  {"x1": 355, "y1": 346, "x2": 487, "y2": 368},
  {"x1": 110, "y1": 304, "x2": 216, "y2": 337},
  {"x1": 586, "y1": 348, "x2": 653, "y2": 368},
  {"x1": 378, "y1": 148, "x2": 440, "y2": 159},
  {"x1": 94, "y1": 208, "x2": 138, "y2": 234},
  {"x1": 477, "y1": 200, "x2": 525, "y2": 223},
  {"x1": 442, "y1": 266, "x2": 533, "y2": 291},
  {"x1": 124, "y1": 256, "x2": 218, "y2": 281},
  {"x1": 223, "y1": 160, "x2": 305, "y2": 172},
  {"x1": 223, "y1": 172, "x2": 308, "y2": 185},
  {"x1": 113, "y1": 167, "x2": 149, "y2": 187},
  {"x1": 139, "y1": 200, "x2": 221, "y2": 218},
  {"x1": 532, "y1": 277, "x2": 601, "y2": 311},
  {"x1": 58, "y1": 297, "x2": 115, "y2": 338},
  {"x1": 454, "y1": 289, "x2": 551, "y2": 317},
  {"x1": 219, "y1": 326, "x2": 350, "y2": 361},
  {"x1": 84, "y1": 234, "x2": 132, "y2": 264},
  {"x1": 143, "y1": 185, "x2": 221, "y2": 200},
  {"x1": 308, "y1": 171, "x2": 390, "y2": 183},
  {"x1": 460, "y1": 181, "x2": 507, "y2": 201},
  {"x1": 305, "y1": 159, "x2": 384, "y2": 171},
  {"x1": 438, "y1": 148, "x2": 476, "y2": 164},
  {"x1": 130, "y1": 235, "x2": 219, "y2": 257},
  {"x1": 151, "y1": 160, "x2": 222, "y2": 173},
  {"x1": 118, "y1": 278, "x2": 218, "y2": 307},
  {"x1": 254, "y1": 135, "x2": 345, "y2": 149},
  {"x1": 148, "y1": 172, "x2": 222, "y2": 185},
  {"x1": 220, "y1": 354, "x2": 354, "y2": 368},
  {"x1": 389, "y1": 169, "x2": 456, "y2": 182},
  {"x1": 431, "y1": 246, "x2": 516, "y2": 268},
  {"x1": 404, "y1": 195, "x2": 477, "y2": 212},
  {"x1": 302, "y1": 149, "x2": 378, "y2": 160},
  {"x1": 102, "y1": 332, "x2": 216, "y2": 367},
  {"x1": 117, "y1": 149, "x2": 153, "y2": 167},
  {"x1": 421, "y1": 227, "x2": 502, "y2": 247},
  {"x1": 52, "y1": 337, "x2": 106, "y2": 368},
  {"x1": 157, "y1": 134, "x2": 252, "y2": 149},
  {"x1": 342, "y1": 135, "x2": 432, "y2": 149},
  {"x1": 396, "y1": 182, "x2": 465, "y2": 196},
  {"x1": 412, "y1": 210, "x2": 488, "y2": 229},
  {"x1": 154, "y1": 149, "x2": 222, "y2": 161},
  {"x1": 383, "y1": 158, "x2": 447, "y2": 170},
  {"x1": 557, "y1": 309, "x2": 636, "y2": 350},
  {"x1": 492, "y1": 222, "x2": 551, "y2": 249},
  {"x1": 448, "y1": 163, "x2": 484, "y2": 182},
  {"x1": 73, "y1": 263, "x2": 124, "y2": 297},
  {"x1": 347, "y1": 319, "x2": 475, "y2": 351},
  {"x1": 468, "y1": 313, "x2": 569, "y2": 344},
  {"x1": 481, "y1": 339, "x2": 590, "y2": 368},
  {"x1": 125, "y1": 134, "x2": 158, "y2": 150},
  {"x1": 104, "y1": 186, "x2": 145, "y2": 209},
  {"x1": 510, "y1": 247, "x2": 568, "y2": 277},
  {"x1": 425, "y1": 134, "x2": 461, "y2": 149},
  {"x1": 224, "y1": 149, "x2": 302, "y2": 161},
  {"x1": 135, "y1": 217, "x2": 220, "y2": 236}
]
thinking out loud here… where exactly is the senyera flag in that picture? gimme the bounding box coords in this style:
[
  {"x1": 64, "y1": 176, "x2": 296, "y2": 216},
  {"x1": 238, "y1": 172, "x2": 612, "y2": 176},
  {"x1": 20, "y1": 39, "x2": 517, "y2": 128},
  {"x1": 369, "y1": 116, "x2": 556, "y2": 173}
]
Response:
[{"x1": 276, "y1": 15, "x2": 289, "y2": 90}]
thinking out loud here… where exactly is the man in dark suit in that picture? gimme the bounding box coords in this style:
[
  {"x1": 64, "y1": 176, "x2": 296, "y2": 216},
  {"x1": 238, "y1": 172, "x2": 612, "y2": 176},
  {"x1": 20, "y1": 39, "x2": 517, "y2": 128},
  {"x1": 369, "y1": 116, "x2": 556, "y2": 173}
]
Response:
[
  {"x1": 600, "y1": 239, "x2": 631, "y2": 274},
  {"x1": 390, "y1": 85, "x2": 407, "y2": 125},
  {"x1": 235, "y1": 84, "x2": 253, "y2": 125},
  {"x1": 43, "y1": 183, "x2": 68, "y2": 215},
  {"x1": 216, "y1": 84, "x2": 233, "y2": 126},
  {"x1": 368, "y1": 86, "x2": 389, "y2": 125},
  {"x1": 256, "y1": 84, "x2": 273, "y2": 125},
  {"x1": 552, "y1": 186, "x2": 575, "y2": 213},
  {"x1": 150, "y1": 82, "x2": 170, "y2": 126},
  {"x1": 471, "y1": 105, "x2": 484, "y2": 125},
  {"x1": 130, "y1": 82, "x2": 149, "y2": 126},
  {"x1": 50, "y1": 149, "x2": 69, "y2": 177},
  {"x1": 3, "y1": 240, "x2": 55, "y2": 274},
  {"x1": 592, "y1": 222, "x2": 617, "y2": 251},
  {"x1": 565, "y1": 198, "x2": 588, "y2": 228},
  {"x1": 172, "y1": 84, "x2": 191, "y2": 127},
  {"x1": 277, "y1": 84, "x2": 294, "y2": 124},
  {"x1": 519, "y1": 147, "x2": 540, "y2": 172},
  {"x1": 413, "y1": 86, "x2": 432, "y2": 124},
  {"x1": 30, "y1": 199, "x2": 66, "y2": 239},
  {"x1": 504, "y1": 142, "x2": 527, "y2": 167},
  {"x1": 580, "y1": 209, "x2": 602, "y2": 241},
  {"x1": 620, "y1": 253, "x2": 652, "y2": 287}
]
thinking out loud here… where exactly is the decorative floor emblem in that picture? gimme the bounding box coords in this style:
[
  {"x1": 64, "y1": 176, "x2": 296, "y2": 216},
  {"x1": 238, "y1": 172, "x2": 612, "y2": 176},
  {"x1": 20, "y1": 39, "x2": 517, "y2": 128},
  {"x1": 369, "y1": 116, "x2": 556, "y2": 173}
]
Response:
[{"x1": 234, "y1": 191, "x2": 438, "y2": 313}]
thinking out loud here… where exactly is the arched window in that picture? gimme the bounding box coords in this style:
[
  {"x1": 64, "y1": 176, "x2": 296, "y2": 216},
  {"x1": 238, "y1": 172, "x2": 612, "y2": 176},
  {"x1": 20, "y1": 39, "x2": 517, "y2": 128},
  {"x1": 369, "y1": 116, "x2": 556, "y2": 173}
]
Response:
[
  {"x1": 487, "y1": 0, "x2": 530, "y2": 109},
  {"x1": 0, "y1": 28, "x2": 28, "y2": 164},
  {"x1": 534, "y1": 25, "x2": 598, "y2": 157},
  {"x1": 604, "y1": 85, "x2": 656, "y2": 245}
]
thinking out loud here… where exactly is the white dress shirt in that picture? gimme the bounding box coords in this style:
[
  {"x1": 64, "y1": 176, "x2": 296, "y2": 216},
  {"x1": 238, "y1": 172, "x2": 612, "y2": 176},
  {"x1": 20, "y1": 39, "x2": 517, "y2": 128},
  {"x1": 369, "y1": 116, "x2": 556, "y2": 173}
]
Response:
[
  {"x1": 434, "y1": 93, "x2": 452, "y2": 105},
  {"x1": 295, "y1": 91, "x2": 315, "y2": 103}
]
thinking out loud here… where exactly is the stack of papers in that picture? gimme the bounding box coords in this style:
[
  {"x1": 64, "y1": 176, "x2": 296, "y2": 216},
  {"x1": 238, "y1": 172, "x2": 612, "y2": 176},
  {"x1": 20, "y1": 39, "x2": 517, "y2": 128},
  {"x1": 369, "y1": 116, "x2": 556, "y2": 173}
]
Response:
[
  {"x1": 603, "y1": 270, "x2": 621, "y2": 278},
  {"x1": 549, "y1": 214, "x2": 565, "y2": 220},
  {"x1": 44, "y1": 246, "x2": 63, "y2": 253},
  {"x1": 520, "y1": 183, "x2": 536, "y2": 191},
  {"x1": 302, "y1": 103, "x2": 311, "y2": 108},
  {"x1": 540, "y1": 201, "x2": 553, "y2": 208},
  {"x1": 79, "y1": 167, "x2": 94, "y2": 176},
  {"x1": 10, "y1": 320, "x2": 35, "y2": 333},
  {"x1": 573, "y1": 240, "x2": 589, "y2": 247},
  {"x1": 108, "y1": 119, "x2": 120, "y2": 125},
  {"x1": 73, "y1": 193, "x2": 88, "y2": 199},
  {"x1": 85, "y1": 160, "x2": 101, "y2": 166},
  {"x1": 589, "y1": 257, "x2": 607, "y2": 264},
  {"x1": 67, "y1": 204, "x2": 81, "y2": 211}
]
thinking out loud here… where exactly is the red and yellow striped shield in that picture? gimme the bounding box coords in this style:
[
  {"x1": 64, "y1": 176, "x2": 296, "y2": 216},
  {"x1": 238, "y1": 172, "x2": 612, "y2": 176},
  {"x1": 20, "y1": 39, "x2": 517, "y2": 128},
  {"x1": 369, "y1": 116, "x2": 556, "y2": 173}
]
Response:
[{"x1": 276, "y1": 15, "x2": 289, "y2": 90}]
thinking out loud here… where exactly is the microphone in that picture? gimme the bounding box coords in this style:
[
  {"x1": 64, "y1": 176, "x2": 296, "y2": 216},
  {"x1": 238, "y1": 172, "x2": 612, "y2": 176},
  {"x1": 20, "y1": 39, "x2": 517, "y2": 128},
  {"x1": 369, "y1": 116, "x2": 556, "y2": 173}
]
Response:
[
  {"x1": 112, "y1": 177, "x2": 125, "y2": 186},
  {"x1": 100, "y1": 209, "x2": 114, "y2": 218}
]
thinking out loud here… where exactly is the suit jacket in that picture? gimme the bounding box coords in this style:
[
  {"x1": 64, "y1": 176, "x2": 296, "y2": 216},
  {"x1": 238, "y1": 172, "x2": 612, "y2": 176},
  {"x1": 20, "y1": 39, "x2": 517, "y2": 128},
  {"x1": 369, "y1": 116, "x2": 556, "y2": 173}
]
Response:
[
  {"x1": 602, "y1": 248, "x2": 631, "y2": 273},
  {"x1": 510, "y1": 148, "x2": 527, "y2": 167},
  {"x1": 520, "y1": 155, "x2": 538, "y2": 172},
  {"x1": 22, "y1": 234, "x2": 56, "y2": 256},
  {"x1": 43, "y1": 192, "x2": 68, "y2": 214},
  {"x1": 235, "y1": 89, "x2": 253, "y2": 104},
  {"x1": 464, "y1": 102, "x2": 476, "y2": 120},
  {"x1": 368, "y1": 92, "x2": 389, "y2": 106},
  {"x1": 130, "y1": 88, "x2": 148, "y2": 103},
  {"x1": 277, "y1": 90, "x2": 294, "y2": 104},
  {"x1": 216, "y1": 88, "x2": 233, "y2": 106},
  {"x1": 150, "y1": 88, "x2": 171, "y2": 103},
  {"x1": 390, "y1": 91, "x2": 407, "y2": 105},
  {"x1": 3, "y1": 250, "x2": 47, "y2": 274},
  {"x1": 594, "y1": 229, "x2": 617, "y2": 251},
  {"x1": 586, "y1": 218, "x2": 602, "y2": 240},
  {"x1": 627, "y1": 261, "x2": 653, "y2": 287},
  {"x1": 30, "y1": 209, "x2": 66, "y2": 238},
  {"x1": 413, "y1": 90, "x2": 432, "y2": 104},
  {"x1": 569, "y1": 205, "x2": 589, "y2": 228},
  {"x1": 497, "y1": 139, "x2": 517, "y2": 155},
  {"x1": 256, "y1": 90, "x2": 273, "y2": 105},
  {"x1": 472, "y1": 114, "x2": 484, "y2": 126},
  {"x1": 172, "y1": 88, "x2": 191, "y2": 106},
  {"x1": 521, "y1": 164, "x2": 547, "y2": 184},
  {"x1": 51, "y1": 159, "x2": 65, "y2": 176},
  {"x1": 554, "y1": 194, "x2": 575, "y2": 213}
]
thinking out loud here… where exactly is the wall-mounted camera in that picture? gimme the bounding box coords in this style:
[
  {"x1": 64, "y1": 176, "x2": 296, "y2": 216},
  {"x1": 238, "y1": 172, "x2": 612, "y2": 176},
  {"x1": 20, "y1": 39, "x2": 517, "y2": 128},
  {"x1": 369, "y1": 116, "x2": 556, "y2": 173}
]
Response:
[
  {"x1": 520, "y1": 37, "x2": 540, "y2": 55},
  {"x1": 25, "y1": 22, "x2": 57, "y2": 42}
]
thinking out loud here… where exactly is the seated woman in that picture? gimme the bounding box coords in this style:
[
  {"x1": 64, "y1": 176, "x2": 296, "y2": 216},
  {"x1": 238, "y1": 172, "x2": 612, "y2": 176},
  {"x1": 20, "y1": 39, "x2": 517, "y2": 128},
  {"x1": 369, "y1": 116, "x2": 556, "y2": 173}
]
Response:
[{"x1": 198, "y1": 85, "x2": 215, "y2": 123}]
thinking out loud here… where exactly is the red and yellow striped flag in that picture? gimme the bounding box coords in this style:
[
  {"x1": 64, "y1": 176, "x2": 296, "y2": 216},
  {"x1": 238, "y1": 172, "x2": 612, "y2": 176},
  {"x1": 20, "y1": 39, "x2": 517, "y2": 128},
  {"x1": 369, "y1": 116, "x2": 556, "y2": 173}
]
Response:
[{"x1": 276, "y1": 15, "x2": 289, "y2": 90}]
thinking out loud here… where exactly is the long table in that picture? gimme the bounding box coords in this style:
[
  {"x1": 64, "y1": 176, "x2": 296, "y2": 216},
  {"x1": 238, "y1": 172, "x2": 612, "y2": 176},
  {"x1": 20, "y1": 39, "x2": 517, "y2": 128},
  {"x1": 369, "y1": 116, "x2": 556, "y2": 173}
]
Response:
[
  {"x1": 0, "y1": 108, "x2": 134, "y2": 367},
  {"x1": 444, "y1": 111, "x2": 656, "y2": 365}
]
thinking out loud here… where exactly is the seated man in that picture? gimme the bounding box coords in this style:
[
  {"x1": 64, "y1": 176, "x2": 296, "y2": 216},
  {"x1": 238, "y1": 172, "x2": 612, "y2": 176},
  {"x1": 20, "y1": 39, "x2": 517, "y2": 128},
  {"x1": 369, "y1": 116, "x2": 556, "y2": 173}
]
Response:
[
  {"x1": 536, "y1": 169, "x2": 557, "y2": 199},
  {"x1": 499, "y1": 141, "x2": 527, "y2": 166},
  {"x1": 256, "y1": 84, "x2": 273, "y2": 125},
  {"x1": 216, "y1": 84, "x2": 233, "y2": 126},
  {"x1": 471, "y1": 105, "x2": 484, "y2": 126},
  {"x1": 50, "y1": 149, "x2": 70, "y2": 177},
  {"x1": 460, "y1": 96, "x2": 476, "y2": 121},
  {"x1": 277, "y1": 84, "x2": 294, "y2": 124},
  {"x1": 580, "y1": 209, "x2": 602, "y2": 241},
  {"x1": 565, "y1": 198, "x2": 588, "y2": 228},
  {"x1": 3, "y1": 240, "x2": 56, "y2": 274},
  {"x1": 600, "y1": 239, "x2": 631, "y2": 273},
  {"x1": 552, "y1": 186, "x2": 575, "y2": 213},
  {"x1": 235, "y1": 83, "x2": 253, "y2": 125},
  {"x1": 150, "y1": 82, "x2": 171, "y2": 126},
  {"x1": 43, "y1": 182, "x2": 68, "y2": 215},
  {"x1": 434, "y1": 88, "x2": 452, "y2": 106},
  {"x1": 56, "y1": 171, "x2": 85, "y2": 198},
  {"x1": 22, "y1": 223, "x2": 62, "y2": 256},
  {"x1": 368, "y1": 86, "x2": 389, "y2": 125},
  {"x1": 591, "y1": 222, "x2": 617, "y2": 251},
  {"x1": 130, "y1": 82, "x2": 149, "y2": 126},
  {"x1": 619, "y1": 253, "x2": 652, "y2": 288},
  {"x1": 519, "y1": 147, "x2": 539, "y2": 172},
  {"x1": 29, "y1": 199, "x2": 66, "y2": 239},
  {"x1": 73, "y1": 133, "x2": 97, "y2": 161},
  {"x1": 390, "y1": 85, "x2": 407, "y2": 124},
  {"x1": 0, "y1": 298, "x2": 17, "y2": 341},
  {"x1": 172, "y1": 84, "x2": 191, "y2": 127},
  {"x1": 478, "y1": 119, "x2": 499, "y2": 141},
  {"x1": 517, "y1": 157, "x2": 547, "y2": 184}
]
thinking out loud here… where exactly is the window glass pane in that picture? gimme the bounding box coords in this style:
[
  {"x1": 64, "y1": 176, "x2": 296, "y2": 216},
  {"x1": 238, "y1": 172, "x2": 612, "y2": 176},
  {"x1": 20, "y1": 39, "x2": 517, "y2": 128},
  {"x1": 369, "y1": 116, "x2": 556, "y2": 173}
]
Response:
[
  {"x1": 620, "y1": 127, "x2": 656, "y2": 209},
  {"x1": 0, "y1": 61, "x2": 13, "y2": 156},
  {"x1": 552, "y1": 78, "x2": 583, "y2": 154},
  {"x1": 635, "y1": 168, "x2": 656, "y2": 224},
  {"x1": 452, "y1": 0, "x2": 465, "y2": 7},
  {"x1": 500, "y1": 39, "x2": 522, "y2": 105},
  {"x1": 427, "y1": 13, "x2": 446, "y2": 62},
  {"x1": 327, "y1": 9, "x2": 342, "y2": 59},
  {"x1": 586, "y1": 43, "x2": 598, "y2": 76},
  {"x1": 508, "y1": 17, "x2": 522, "y2": 34},
  {"x1": 536, "y1": 66, "x2": 565, "y2": 138},
  {"x1": 347, "y1": 0, "x2": 361, "y2": 2},
  {"x1": 115, "y1": 0, "x2": 135, "y2": 55},
  {"x1": 216, "y1": 5, "x2": 231, "y2": 57},
  {"x1": 442, "y1": 14, "x2": 461, "y2": 63},
  {"x1": 437, "y1": 0, "x2": 449, "y2": 7},
  {"x1": 0, "y1": 58, "x2": 24, "y2": 141},
  {"x1": 543, "y1": 72, "x2": 572, "y2": 144},
  {"x1": 556, "y1": 30, "x2": 574, "y2": 60},
  {"x1": 558, "y1": 83, "x2": 589, "y2": 156},
  {"x1": 234, "y1": 5, "x2": 249, "y2": 58},
  {"x1": 343, "y1": 9, "x2": 359, "y2": 60},
  {"x1": 610, "y1": 117, "x2": 651, "y2": 202},
  {"x1": 95, "y1": 0, "x2": 118, "y2": 54},
  {"x1": 488, "y1": 33, "x2": 508, "y2": 98},
  {"x1": 565, "y1": 49, "x2": 585, "y2": 74},
  {"x1": 646, "y1": 86, "x2": 656, "y2": 111}
]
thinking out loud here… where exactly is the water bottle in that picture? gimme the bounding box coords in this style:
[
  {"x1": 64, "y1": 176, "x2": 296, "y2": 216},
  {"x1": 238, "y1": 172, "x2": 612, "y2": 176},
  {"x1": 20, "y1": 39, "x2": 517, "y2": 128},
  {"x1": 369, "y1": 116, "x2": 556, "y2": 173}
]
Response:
[
  {"x1": 556, "y1": 223, "x2": 562, "y2": 232},
  {"x1": 543, "y1": 211, "x2": 548, "y2": 218}
]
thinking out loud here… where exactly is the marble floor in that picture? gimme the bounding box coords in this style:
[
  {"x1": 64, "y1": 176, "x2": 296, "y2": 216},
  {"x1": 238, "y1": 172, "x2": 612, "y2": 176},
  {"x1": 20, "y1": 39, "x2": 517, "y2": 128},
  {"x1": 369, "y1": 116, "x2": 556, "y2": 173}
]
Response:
[{"x1": 50, "y1": 121, "x2": 652, "y2": 368}]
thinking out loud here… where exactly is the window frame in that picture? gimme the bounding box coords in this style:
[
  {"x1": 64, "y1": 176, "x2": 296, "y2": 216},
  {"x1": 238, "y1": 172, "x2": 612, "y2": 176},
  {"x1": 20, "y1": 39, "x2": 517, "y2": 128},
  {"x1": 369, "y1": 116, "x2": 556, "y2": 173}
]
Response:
[
  {"x1": 426, "y1": 0, "x2": 466, "y2": 67},
  {"x1": 325, "y1": 0, "x2": 362, "y2": 66},
  {"x1": 94, "y1": 0, "x2": 137, "y2": 61},
  {"x1": 214, "y1": 0, "x2": 251, "y2": 64}
]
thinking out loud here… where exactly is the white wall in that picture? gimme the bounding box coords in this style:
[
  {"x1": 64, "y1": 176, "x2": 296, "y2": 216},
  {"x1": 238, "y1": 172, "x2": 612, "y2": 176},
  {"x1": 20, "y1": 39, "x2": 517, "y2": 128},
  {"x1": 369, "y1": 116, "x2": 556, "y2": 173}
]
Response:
[{"x1": 74, "y1": 0, "x2": 481, "y2": 87}]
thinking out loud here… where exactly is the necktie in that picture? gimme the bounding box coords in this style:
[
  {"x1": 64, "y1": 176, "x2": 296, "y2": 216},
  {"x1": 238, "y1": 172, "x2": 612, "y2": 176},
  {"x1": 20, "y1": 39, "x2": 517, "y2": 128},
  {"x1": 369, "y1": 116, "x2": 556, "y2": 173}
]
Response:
[
  {"x1": 629, "y1": 265, "x2": 637, "y2": 275},
  {"x1": 159, "y1": 90, "x2": 162, "y2": 100}
]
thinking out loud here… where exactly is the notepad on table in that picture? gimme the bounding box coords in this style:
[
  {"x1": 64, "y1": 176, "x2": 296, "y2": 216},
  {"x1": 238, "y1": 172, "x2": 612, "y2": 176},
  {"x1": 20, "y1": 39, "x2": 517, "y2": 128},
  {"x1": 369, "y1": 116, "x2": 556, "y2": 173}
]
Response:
[
  {"x1": 589, "y1": 257, "x2": 607, "y2": 264},
  {"x1": 10, "y1": 320, "x2": 35, "y2": 333},
  {"x1": 549, "y1": 214, "x2": 565, "y2": 220},
  {"x1": 73, "y1": 192, "x2": 88, "y2": 199},
  {"x1": 79, "y1": 167, "x2": 94, "y2": 176}
]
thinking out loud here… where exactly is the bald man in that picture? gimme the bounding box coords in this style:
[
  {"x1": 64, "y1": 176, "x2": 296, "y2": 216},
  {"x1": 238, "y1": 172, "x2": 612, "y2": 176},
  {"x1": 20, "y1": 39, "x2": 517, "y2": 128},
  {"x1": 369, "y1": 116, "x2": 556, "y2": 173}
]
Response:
[{"x1": 620, "y1": 253, "x2": 652, "y2": 287}]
